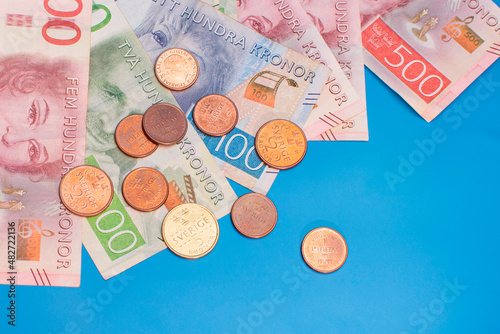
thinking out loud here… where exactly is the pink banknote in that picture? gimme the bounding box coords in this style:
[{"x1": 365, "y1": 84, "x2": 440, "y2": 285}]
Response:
[
  {"x1": 205, "y1": 0, "x2": 367, "y2": 141},
  {"x1": 360, "y1": 0, "x2": 500, "y2": 121},
  {"x1": 0, "y1": 1, "x2": 92, "y2": 287},
  {"x1": 299, "y1": 0, "x2": 368, "y2": 141}
]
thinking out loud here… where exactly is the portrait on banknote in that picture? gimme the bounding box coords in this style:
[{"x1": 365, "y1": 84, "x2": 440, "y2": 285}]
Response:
[
  {"x1": 298, "y1": 0, "x2": 350, "y2": 41},
  {"x1": 359, "y1": 0, "x2": 414, "y2": 28},
  {"x1": 236, "y1": 0, "x2": 297, "y2": 43},
  {"x1": 0, "y1": 54, "x2": 77, "y2": 184},
  {"x1": 87, "y1": 37, "x2": 145, "y2": 186},
  {"x1": 133, "y1": 5, "x2": 240, "y2": 111}
]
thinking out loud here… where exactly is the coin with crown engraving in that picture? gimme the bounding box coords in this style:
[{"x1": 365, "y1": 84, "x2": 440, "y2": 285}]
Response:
[
  {"x1": 255, "y1": 119, "x2": 307, "y2": 170},
  {"x1": 142, "y1": 103, "x2": 188, "y2": 145},
  {"x1": 155, "y1": 48, "x2": 199, "y2": 91},
  {"x1": 122, "y1": 167, "x2": 169, "y2": 212},
  {"x1": 301, "y1": 227, "x2": 348, "y2": 273},
  {"x1": 59, "y1": 165, "x2": 113, "y2": 217},
  {"x1": 161, "y1": 203, "x2": 219, "y2": 259},
  {"x1": 115, "y1": 114, "x2": 158, "y2": 158},
  {"x1": 231, "y1": 193, "x2": 277, "y2": 238},
  {"x1": 193, "y1": 94, "x2": 239, "y2": 136}
]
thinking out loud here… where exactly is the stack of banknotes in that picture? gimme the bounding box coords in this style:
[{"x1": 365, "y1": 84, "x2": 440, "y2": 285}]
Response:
[{"x1": 0, "y1": 0, "x2": 498, "y2": 287}]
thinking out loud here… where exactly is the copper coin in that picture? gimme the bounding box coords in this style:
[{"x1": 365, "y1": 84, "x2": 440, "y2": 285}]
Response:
[
  {"x1": 161, "y1": 203, "x2": 219, "y2": 259},
  {"x1": 115, "y1": 114, "x2": 159, "y2": 158},
  {"x1": 142, "y1": 103, "x2": 188, "y2": 145},
  {"x1": 301, "y1": 227, "x2": 348, "y2": 274},
  {"x1": 231, "y1": 193, "x2": 277, "y2": 238},
  {"x1": 193, "y1": 94, "x2": 239, "y2": 136},
  {"x1": 255, "y1": 119, "x2": 307, "y2": 170},
  {"x1": 154, "y1": 48, "x2": 199, "y2": 91},
  {"x1": 122, "y1": 167, "x2": 169, "y2": 212},
  {"x1": 59, "y1": 165, "x2": 113, "y2": 217}
]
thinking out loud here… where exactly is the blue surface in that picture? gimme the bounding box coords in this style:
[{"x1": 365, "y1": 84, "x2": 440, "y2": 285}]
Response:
[{"x1": 4, "y1": 49, "x2": 500, "y2": 334}]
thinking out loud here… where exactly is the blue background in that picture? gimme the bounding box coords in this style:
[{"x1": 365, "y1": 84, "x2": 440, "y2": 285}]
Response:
[{"x1": 4, "y1": 45, "x2": 500, "y2": 334}]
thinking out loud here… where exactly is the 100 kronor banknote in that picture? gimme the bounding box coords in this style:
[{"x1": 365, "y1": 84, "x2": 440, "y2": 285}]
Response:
[
  {"x1": 85, "y1": 0, "x2": 237, "y2": 279},
  {"x1": 116, "y1": 0, "x2": 331, "y2": 194},
  {"x1": 0, "y1": 0, "x2": 92, "y2": 287},
  {"x1": 203, "y1": 0, "x2": 368, "y2": 141}
]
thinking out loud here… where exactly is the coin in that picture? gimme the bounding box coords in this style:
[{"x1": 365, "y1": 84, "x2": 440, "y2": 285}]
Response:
[
  {"x1": 301, "y1": 227, "x2": 348, "y2": 274},
  {"x1": 122, "y1": 167, "x2": 169, "y2": 212},
  {"x1": 231, "y1": 193, "x2": 277, "y2": 238},
  {"x1": 161, "y1": 203, "x2": 219, "y2": 259},
  {"x1": 255, "y1": 119, "x2": 307, "y2": 170},
  {"x1": 154, "y1": 48, "x2": 199, "y2": 91},
  {"x1": 115, "y1": 114, "x2": 159, "y2": 158},
  {"x1": 193, "y1": 94, "x2": 239, "y2": 136},
  {"x1": 142, "y1": 103, "x2": 188, "y2": 145},
  {"x1": 59, "y1": 165, "x2": 113, "y2": 217}
]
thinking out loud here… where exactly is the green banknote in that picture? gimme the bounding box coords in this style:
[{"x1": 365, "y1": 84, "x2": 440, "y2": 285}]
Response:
[{"x1": 84, "y1": 0, "x2": 237, "y2": 279}]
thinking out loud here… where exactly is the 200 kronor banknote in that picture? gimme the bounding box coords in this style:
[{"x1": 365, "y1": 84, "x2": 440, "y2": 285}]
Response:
[{"x1": 85, "y1": 0, "x2": 237, "y2": 280}]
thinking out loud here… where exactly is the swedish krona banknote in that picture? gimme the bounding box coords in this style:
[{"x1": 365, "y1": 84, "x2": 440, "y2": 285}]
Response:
[
  {"x1": 360, "y1": 0, "x2": 500, "y2": 121},
  {"x1": 0, "y1": 0, "x2": 92, "y2": 287},
  {"x1": 85, "y1": 0, "x2": 237, "y2": 280},
  {"x1": 203, "y1": 0, "x2": 368, "y2": 141},
  {"x1": 116, "y1": 0, "x2": 331, "y2": 194},
  {"x1": 298, "y1": 0, "x2": 369, "y2": 141}
]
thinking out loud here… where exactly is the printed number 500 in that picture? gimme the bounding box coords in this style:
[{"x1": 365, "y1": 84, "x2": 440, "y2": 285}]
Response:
[{"x1": 384, "y1": 45, "x2": 444, "y2": 98}]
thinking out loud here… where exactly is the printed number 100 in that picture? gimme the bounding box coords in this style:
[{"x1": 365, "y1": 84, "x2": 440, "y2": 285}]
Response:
[{"x1": 214, "y1": 134, "x2": 264, "y2": 171}]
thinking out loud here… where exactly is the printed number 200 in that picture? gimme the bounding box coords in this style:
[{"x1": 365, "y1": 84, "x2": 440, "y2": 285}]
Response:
[{"x1": 384, "y1": 45, "x2": 444, "y2": 97}]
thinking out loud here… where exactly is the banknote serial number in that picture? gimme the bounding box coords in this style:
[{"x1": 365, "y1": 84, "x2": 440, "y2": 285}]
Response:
[
  {"x1": 7, "y1": 222, "x2": 16, "y2": 270},
  {"x1": 6, "y1": 221, "x2": 17, "y2": 327}
]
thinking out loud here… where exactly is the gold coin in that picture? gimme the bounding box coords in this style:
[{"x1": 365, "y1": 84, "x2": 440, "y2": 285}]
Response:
[
  {"x1": 154, "y1": 48, "x2": 199, "y2": 91},
  {"x1": 161, "y1": 203, "x2": 219, "y2": 259},
  {"x1": 255, "y1": 119, "x2": 307, "y2": 170}
]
